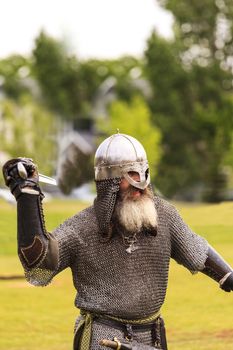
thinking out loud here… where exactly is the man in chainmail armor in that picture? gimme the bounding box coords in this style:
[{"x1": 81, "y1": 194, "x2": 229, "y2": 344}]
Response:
[{"x1": 2, "y1": 133, "x2": 233, "y2": 350}]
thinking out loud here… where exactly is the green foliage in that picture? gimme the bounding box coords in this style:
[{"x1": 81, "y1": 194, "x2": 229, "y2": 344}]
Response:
[
  {"x1": 97, "y1": 96, "x2": 161, "y2": 181},
  {"x1": 0, "y1": 97, "x2": 58, "y2": 184},
  {"x1": 32, "y1": 31, "x2": 82, "y2": 119},
  {"x1": 191, "y1": 64, "x2": 233, "y2": 201},
  {"x1": 33, "y1": 32, "x2": 145, "y2": 125},
  {"x1": 91, "y1": 56, "x2": 145, "y2": 102},
  {"x1": 159, "y1": 0, "x2": 233, "y2": 67},
  {"x1": 32, "y1": 31, "x2": 102, "y2": 129},
  {"x1": 0, "y1": 55, "x2": 32, "y2": 99},
  {"x1": 145, "y1": 1, "x2": 233, "y2": 201},
  {"x1": 145, "y1": 33, "x2": 202, "y2": 196}
]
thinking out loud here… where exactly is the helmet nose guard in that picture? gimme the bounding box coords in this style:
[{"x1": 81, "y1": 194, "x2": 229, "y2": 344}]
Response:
[{"x1": 94, "y1": 133, "x2": 150, "y2": 190}]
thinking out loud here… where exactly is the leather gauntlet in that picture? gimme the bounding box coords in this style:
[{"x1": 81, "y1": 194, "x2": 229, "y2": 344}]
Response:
[
  {"x1": 2, "y1": 158, "x2": 41, "y2": 199},
  {"x1": 202, "y1": 246, "x2": 233, "y2": 292},
  {"x1": 17, "y1": 193, "x2": 50, "y2": 268},
  {"x1": 2, "y1": 158, "x2": 58, "y2": 270}
]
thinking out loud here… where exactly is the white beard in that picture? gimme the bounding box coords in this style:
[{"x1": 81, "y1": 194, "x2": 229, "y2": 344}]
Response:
[{"x1": 114, "y1": 193, "x2": 158, "y2": 233}]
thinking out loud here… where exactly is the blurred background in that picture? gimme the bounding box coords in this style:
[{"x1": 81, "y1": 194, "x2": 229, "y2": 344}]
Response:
[{"x1": 0, "y1": 0, "x2": 233, "y2": 202}]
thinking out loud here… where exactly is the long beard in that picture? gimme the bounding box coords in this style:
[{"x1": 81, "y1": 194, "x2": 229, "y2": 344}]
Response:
[{"x1": 113, "y1": 187, "x2": 158, "y2": 235}]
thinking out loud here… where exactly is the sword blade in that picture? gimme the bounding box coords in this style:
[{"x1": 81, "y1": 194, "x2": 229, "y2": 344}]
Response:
[{"x1": 39, "y1": 173, "x2": 57, "y2": 186}]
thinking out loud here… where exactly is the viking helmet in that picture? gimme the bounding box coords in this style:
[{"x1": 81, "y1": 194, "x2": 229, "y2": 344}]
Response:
[{"x1": 94, "y1": 133, "x2": 150, "y2": 189}]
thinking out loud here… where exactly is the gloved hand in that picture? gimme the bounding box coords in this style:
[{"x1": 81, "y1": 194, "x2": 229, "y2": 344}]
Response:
[
  {"x1": 220, "y1": 272, "x2": 233, "y2": 292},
  {"x1": 2, "y1": 157, "x2": 40, "y2": 199}
]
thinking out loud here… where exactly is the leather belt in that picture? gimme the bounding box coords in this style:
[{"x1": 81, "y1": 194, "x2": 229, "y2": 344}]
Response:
[{"x1": 95, "y1": 316, "x2": 157, "y2": 333}]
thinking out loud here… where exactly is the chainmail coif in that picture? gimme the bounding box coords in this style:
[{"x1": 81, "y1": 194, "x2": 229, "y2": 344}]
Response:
[{"x1": 94, "y1": 178, "x2": 121, "y2": 240}]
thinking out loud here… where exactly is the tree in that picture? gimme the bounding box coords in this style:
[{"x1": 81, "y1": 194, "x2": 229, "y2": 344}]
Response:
[
  {"x1": 0, "y1": 96, "x2": 57, "y2": 186},
  {"x1": 33, "y1": 33, "x2": 147, "y2": 129},
  {"x1": 158, "y1": 0, "x2": 233, "y2": 71},
  {"x1": 144, "y1": 1, "x2": 233, "y2": 201},
  {"x1": 0, "y1": 55, "x2": 32, "y2": 100},
  {"x1": 32, "y1": 31, "x2": 82, "y2": 119},
  {"x1": 145, "y1": 33, "x2": 202, "y2": 197}
]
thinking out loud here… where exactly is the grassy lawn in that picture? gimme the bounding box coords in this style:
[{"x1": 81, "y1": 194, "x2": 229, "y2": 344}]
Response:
[{"x1": 0, "y1": 198, "x2": 233, "y2": 349}]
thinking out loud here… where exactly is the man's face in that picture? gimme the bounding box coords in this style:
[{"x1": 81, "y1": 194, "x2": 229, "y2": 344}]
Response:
[
  {"x1": 114, "y1": 172, "x2": 157, "y2": 234},
  {"x1": 119, "y1": 171, "x2": 144, "y2": 200}
]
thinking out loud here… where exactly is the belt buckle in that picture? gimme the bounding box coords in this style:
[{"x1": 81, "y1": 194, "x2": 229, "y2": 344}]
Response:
[{"x1": 125, "y1": 324, "x2": 133, "y2": 341}]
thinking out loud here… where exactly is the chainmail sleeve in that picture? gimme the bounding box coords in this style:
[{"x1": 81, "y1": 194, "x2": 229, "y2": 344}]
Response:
[
  {"x1": 167, "y1": 202, "x2": 208, "y2": 273},
  {"x1": 51, "y1": 217, "x2": 79, "y2": 273},
  {"x1": 23, "y1": 234, "x2": 58, "y2": 286}
]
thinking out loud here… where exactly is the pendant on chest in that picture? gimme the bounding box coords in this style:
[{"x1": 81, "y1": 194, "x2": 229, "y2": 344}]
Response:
[
  {"x1": 126, "y1": 243, "x2": 139, "y2": 254},
  {"x1": 122, "y1": 233, "x2": 140, "y2": 254}
]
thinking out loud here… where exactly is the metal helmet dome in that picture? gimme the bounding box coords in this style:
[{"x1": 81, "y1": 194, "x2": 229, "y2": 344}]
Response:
[{"x1": 94, "y1": 133, "x2": 150, "y2": 190}]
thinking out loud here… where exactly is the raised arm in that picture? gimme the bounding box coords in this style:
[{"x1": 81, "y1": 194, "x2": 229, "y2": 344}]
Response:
[{"x1": 2, "y1": 158, "x2": 59, "y2": 284}]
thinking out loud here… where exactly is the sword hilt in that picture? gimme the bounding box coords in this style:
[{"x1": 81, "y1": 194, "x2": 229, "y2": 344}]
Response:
[
  {"x1": 17, "y1": 162, "x2": 57, "y2": 186},
  {"x1": 99, "y1": 338, "x2": 132, "y2": 350}
]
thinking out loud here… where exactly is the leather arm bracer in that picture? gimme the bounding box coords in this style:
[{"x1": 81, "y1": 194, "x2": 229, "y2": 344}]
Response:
[
  {"x1": 202, "y1": 245, "x2": 233, "y2": 292},
  {"x1": 17, "y1": 192, "x2": 58, "y2": 270}
]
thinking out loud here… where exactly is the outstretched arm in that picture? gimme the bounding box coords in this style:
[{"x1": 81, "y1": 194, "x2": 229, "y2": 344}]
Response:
[
  {"x1": 202, "y1": 245, "x2": 233, "y2": 292},
  {"x1": 2, "y1": 158, "x2": 58, "y2": 275},
  {"x1": 168, "y1": 201, "x2": 233, "y2": 292}
]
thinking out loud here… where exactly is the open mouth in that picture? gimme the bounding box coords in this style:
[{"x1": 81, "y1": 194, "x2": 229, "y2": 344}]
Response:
[{"x1": 130, "y1": 187, "x2": 143, "y2": 198}]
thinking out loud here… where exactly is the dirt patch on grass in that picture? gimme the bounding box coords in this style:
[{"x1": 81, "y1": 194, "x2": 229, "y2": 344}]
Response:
[
  {"x1": 168, "y1": 329, "x2": 233, "y2": 342},
  {"x1": 199, "y1": 329, "x2": 233, "y2": 340},
  {"x1": 0, "y1": 275, "x2": 24, "y2": 280},
  {"x1": 215, "y1": 329, "x2": 233, "y2": 339}
]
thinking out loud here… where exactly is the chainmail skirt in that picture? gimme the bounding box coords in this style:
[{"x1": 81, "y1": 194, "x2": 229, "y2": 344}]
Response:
[{"x1": 74, "y1": 315, "x2": 165, "y2": 350}]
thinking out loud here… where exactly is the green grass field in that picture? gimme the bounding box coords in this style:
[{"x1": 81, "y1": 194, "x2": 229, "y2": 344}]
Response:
[{"x1": 0, "y1": 198, "x2": 233, "y2": 350}]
